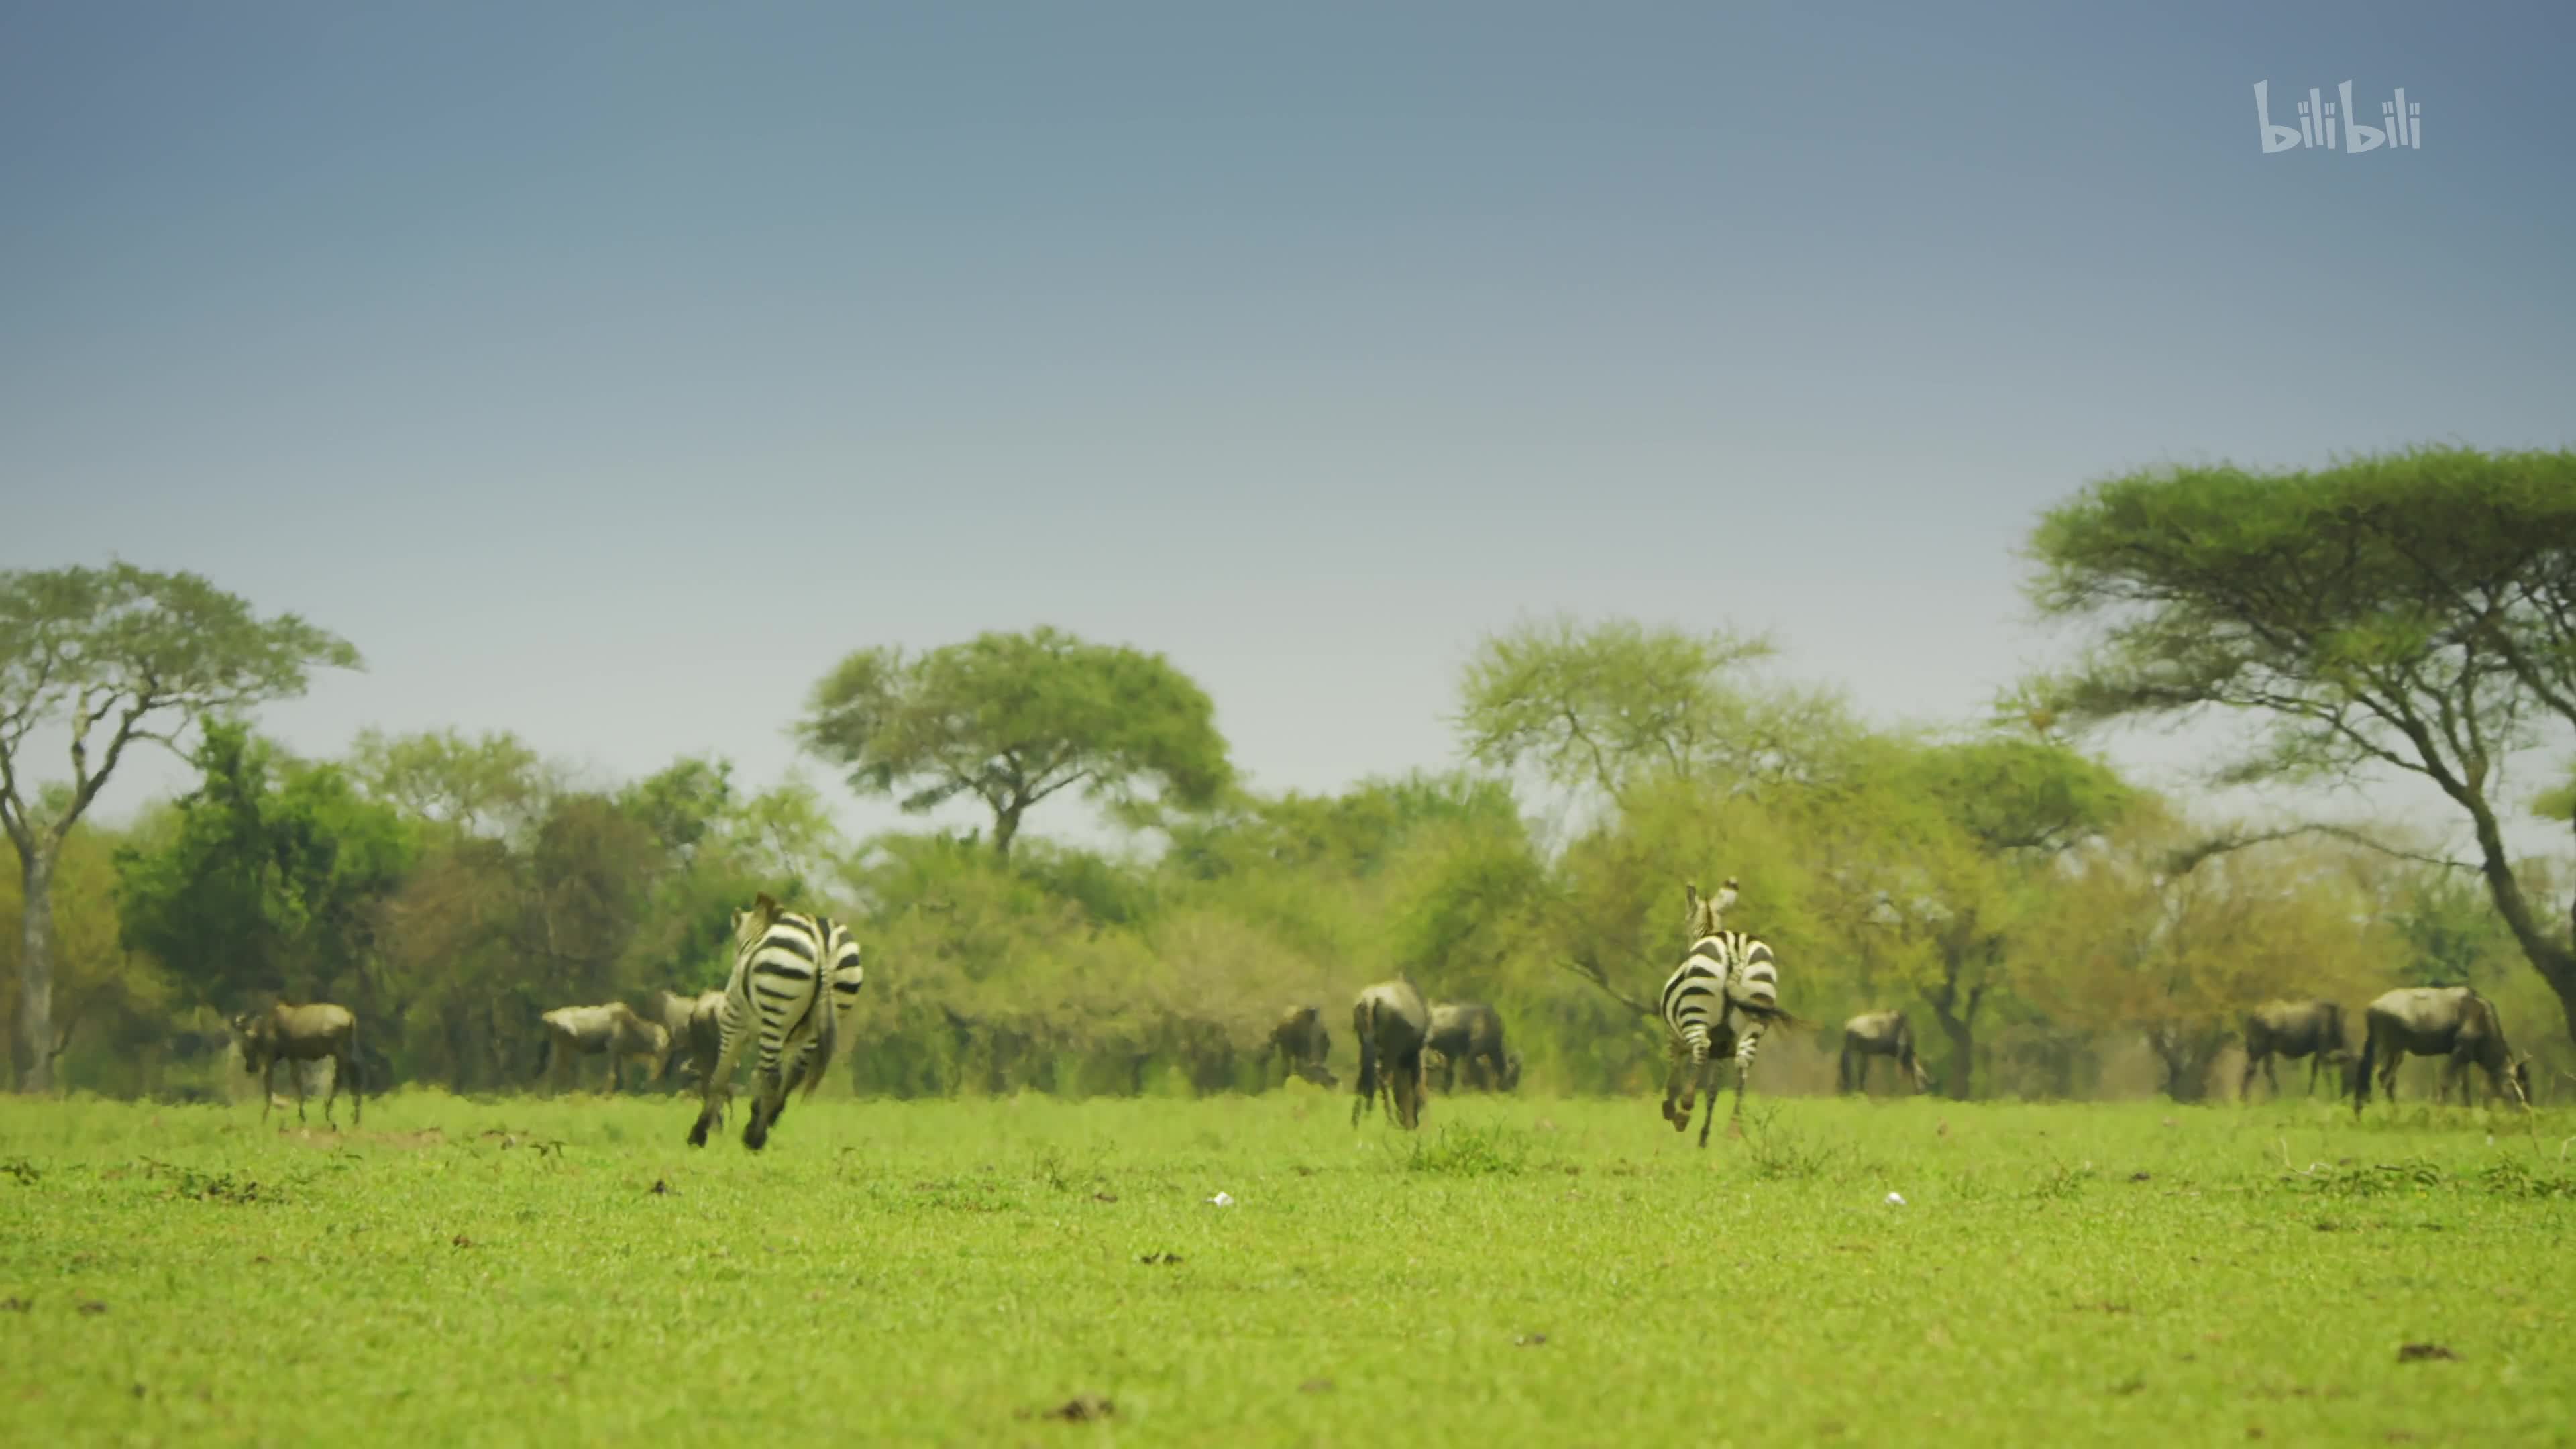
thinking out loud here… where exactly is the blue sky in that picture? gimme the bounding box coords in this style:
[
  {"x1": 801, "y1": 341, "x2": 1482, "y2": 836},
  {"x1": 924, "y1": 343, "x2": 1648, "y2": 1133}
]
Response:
[{"x1": 4, "y1": 1, "x2": 2571, "y2": 859}]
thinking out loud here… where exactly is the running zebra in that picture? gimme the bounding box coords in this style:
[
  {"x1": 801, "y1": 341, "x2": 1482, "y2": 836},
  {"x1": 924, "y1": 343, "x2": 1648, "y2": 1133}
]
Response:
[
  {"x1": 769, "y1": 936, "x2": 869, "y2": 1127},
  {"x1": 685, "y1": 893, "x2": 865, "y2": 1151},
  {"x1": 1658, "y1": 877, "x2": 1786, "y2": 1146}
]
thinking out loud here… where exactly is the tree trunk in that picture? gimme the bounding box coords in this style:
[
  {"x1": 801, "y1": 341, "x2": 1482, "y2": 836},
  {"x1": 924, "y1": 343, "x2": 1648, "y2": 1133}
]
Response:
[
  {"x1": 16, "y1": 846, "x2": 56, "y2": 1094},
  {"x1": 991, "y1": 804, "x2": 1024, "y2": 861},
  {"x1": 1928, "y1": 947, "x2": 1980, "y2": 1101},
  {"x1": 2452, "y1": 782, "x2": 2576, "y2": 1047},
  {"x1": 1934, "y1": 1008, "x2": 1974, "y2": 1100}
]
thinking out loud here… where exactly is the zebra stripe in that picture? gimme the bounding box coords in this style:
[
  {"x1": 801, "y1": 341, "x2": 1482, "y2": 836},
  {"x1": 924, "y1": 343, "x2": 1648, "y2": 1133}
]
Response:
[
  {"x1": 1659, "y1": 878, "x2": 1782, "y2": 1145},
  {"x1": 687, "y1": 894, "x2": 863, "y2": 1151},
  {"x1": 781, "y1": 931, "x2": 867, "y2": 1099}
]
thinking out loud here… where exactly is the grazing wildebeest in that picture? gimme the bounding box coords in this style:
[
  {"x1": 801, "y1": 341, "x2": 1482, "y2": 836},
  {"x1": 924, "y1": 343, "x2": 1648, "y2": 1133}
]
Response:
[
  {"x1": 643, "y1": 989, "x2": 704, "y2": 1083},
  {"x1": 1350, "y1": 979, "x2": 1432, "y2": 1130},
  {"x1": 1661, "y1": 879, "x2": 1794, "y2": 1146},
  {"x1": 1839, "y1": 1010, "x2": 1931, "y2": 1094},
  {"x1": 2239, "y1": 998, "x2": 2351, "y2": 1101},
  {"x1": 1267, "y1": 1004, "x2": 1338, "y2": 1088},
  {"x1": 535, "y1": 1002, "x2": 672, "y2": 1095},
  {"x1": 2353, "y1": 986, "x2": 2532, "y2": 1116},
  {"x1": 1424, "y1": 1001, "x2": 1515, "y2": 1093},
  {"x1": 658, "y1": 989, "x2": 730, "y2": 1085},
  {"x1": 230, "y1": 1001, "x2": 362, "y2": 1127}
]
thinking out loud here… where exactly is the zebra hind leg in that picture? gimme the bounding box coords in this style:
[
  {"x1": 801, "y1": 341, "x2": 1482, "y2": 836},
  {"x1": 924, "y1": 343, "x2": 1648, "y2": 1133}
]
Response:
[{"x1": 743, "y1": 1066, "x2": 785, "y2": 1151}]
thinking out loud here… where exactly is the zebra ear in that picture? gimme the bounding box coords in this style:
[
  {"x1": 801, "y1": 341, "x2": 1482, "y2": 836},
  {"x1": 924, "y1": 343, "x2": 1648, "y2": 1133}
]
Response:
[{"x1": 753, "y1": 892, "x2": 782, "y2": 919}]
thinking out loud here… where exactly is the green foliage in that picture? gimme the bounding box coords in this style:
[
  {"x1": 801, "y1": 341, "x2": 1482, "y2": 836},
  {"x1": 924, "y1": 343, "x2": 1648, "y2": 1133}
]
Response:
[
  {"x1": 796, "y1": 625, "x2": 1234, "y2": 857},
  {"x1": 1458, "y1": 612, "x2": 1866, "y2": 802},
  {"x1": 1403, "y1": 1118, "x2": 1532, "y2": 1175},
  {"x1": 2386, "y1": 869, "x2": 2525, "y2": 991},
  {"x1": 0, "y1": 561, "x2": 360, "y2": 1090},
  {"x1": 2024, "y1": 443, "x2": 2576, "y2": 1034},
  {"x1": 112, "y1": 721, "x2": 415, "y2": 1012},
  {"x1": 346, "y1": 727, "x2": 549, "y2": 840}
]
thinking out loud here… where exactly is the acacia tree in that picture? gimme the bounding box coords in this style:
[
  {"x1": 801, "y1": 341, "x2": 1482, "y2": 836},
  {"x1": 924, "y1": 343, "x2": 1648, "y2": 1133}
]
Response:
[
  {"x1": 1456, "y1": 613, "x2": 1860, "y2": 806},
  {"x1": 2025, "y1": 444, "x2": 2576, "y2": 1043},
  {"x1": 1, "y1": 564, "x2": 358, "y2": 1091},
  {"x1": 1890, "y1": 736, "x2": 2135, "y2": 1097},
  {"x1": 796, "y1": 626, "x2": 1233, "y2": 860}
]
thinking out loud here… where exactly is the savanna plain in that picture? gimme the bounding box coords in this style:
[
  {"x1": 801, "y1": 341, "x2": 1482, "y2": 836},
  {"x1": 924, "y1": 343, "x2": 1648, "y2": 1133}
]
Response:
[{"x1": 3, "y1": 1089, "x2": 2571, "y2": 1447}]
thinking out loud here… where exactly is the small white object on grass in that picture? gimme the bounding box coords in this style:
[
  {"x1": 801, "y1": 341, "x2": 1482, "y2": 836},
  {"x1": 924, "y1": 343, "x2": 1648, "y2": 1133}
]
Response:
[
  {"x1": 1885, "y1": 1192, "x2": 1907, "y2": 1207},
  {"x1": 1208, "y1": 1191, "x2": 1234, "y2": 1207}
]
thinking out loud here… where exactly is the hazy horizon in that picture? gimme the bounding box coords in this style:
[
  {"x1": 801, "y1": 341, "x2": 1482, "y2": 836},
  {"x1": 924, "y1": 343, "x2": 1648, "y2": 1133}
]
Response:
[{"x1": 6, "y1": 2, "x2": 2572, "y2": 866}]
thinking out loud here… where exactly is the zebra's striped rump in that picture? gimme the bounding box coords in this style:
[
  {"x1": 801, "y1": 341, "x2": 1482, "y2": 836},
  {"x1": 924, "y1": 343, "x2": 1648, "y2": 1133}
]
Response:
[
  {"x1": 687, "y1": 893, "x2": 864, "y2": 1151},
  {"x1": 1658, "y1": 926, "x2": 1787, "y2": 1145}
]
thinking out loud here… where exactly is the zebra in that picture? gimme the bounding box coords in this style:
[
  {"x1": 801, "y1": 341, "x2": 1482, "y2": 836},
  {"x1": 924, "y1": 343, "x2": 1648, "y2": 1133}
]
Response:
[
  {"x1": 685, "y1": 894, "x2": 865, "y2": 1151},
  {"x1": 768, "y1": 940, "x2": 869, "y2": 1129},
  {"x1": 1658, "y1": 878, "x2": 1787, "y2": 1146}
]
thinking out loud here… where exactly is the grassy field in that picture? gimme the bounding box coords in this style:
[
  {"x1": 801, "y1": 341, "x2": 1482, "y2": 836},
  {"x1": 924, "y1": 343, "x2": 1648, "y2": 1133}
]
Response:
[{"x1": 4, "y1": 1085, "x2": 2573, "y2": 1447}]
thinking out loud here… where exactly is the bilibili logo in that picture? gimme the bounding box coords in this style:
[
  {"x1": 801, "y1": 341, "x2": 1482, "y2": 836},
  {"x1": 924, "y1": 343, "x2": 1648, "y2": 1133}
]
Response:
[{"x1": 2254, "y1": 81, "x2": 2422, "y2": 153}]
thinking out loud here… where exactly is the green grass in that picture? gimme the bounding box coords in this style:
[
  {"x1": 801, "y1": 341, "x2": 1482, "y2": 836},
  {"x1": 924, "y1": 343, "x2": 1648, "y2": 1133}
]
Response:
[{"x1": 5, "y1": 1087, "x2": 2573, "y2": 1446}]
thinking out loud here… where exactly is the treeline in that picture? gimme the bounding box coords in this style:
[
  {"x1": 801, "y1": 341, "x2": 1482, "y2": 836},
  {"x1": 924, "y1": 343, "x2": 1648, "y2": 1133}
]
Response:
[
  {"x1": 0, "y1": 629, "x2": 2559, "y2": 1105},
  {"x1": 8, "y1": 446, "x2": 2575, "y2": 1101}
]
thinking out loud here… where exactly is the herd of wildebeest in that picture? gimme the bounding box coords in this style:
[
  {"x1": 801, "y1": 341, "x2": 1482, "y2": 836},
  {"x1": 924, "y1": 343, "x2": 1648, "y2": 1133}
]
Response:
[{"x1": 217, "y1": 879, "x2": 2539, "y2": 1138}]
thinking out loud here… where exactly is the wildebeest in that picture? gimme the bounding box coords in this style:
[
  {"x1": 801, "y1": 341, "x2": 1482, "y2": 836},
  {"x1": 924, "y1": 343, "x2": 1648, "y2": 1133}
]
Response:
[
  {"x1": 1839, "y1": 1010, "x2": 1931, "y2": 1094},
  {"x1": 642, "y1": 989, "x2": 704, "y2": 1083},
  {"x1": 1424, "y1": 1001, "x2": 1517, "y2": 1093},
  {"x1": 231, "y1": 1001, "x2": 362, "y2": 1127},
  {"x1": 2353, "y1": 986, "x2": 2532, "y2": 1116},
  {"x1": 657, "y1": 989, "x2": 730, "y2": 1085},
  {"x1": 535, "y1": 1002, "x2": 672, "y2": 1095},
  {"x1": 1350, "y1": 979, "x2": 1432, "y2": 1130},
  {"x1": 2239, "y1": 998, "x2": 2350, "y2": 1101},
  {"x1": 1267, "y1": 1004, "x2": 1338, "y2": 1088}
]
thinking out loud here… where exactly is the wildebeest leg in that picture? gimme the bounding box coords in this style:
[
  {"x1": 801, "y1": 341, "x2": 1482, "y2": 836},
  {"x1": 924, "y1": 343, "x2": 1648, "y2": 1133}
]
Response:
[
  {"x1": 688, "y1": 1020, "x2": 747, "y2": 1148},
  {"x1": 345, "y1": 1038, "x2": 362, "y2": 1126},
  {"x1": 322, "y1": 1052, "x2": 342, "y2": 1129},
  {"x1": 1350, "y1": 1043, "x2": 1375, "y2": 1128},
  {"x1": 260, "y1": 1058, "x2": 277, "y2": 1124},
  {"x1": 293, "y1": 1056, "x2": 310, "y2": 1123}
]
